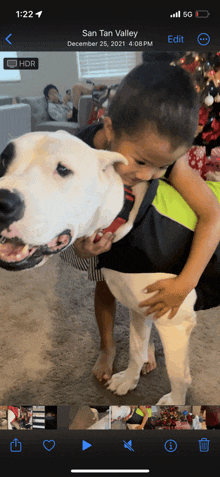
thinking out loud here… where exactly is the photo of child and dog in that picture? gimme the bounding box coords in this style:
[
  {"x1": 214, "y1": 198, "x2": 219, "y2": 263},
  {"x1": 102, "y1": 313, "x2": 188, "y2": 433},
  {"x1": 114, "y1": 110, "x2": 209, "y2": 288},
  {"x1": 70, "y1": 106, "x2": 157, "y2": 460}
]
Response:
[{"x1": 0, "y1": 51, "x2": 220, "y2": 408}]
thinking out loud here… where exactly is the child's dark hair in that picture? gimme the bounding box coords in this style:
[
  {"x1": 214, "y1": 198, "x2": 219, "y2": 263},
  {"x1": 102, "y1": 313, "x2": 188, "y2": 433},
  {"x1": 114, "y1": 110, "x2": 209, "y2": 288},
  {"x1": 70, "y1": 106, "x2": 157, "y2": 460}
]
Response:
[
  {"x1": 108, "y1": 62, "x2": 199, "y2": 149},
  {"x1": 43, "y1": 84, "x2": 59, "y2": 99},
  {"x1": 142, "y1": 51, "x2": 185, "y2": 64}
]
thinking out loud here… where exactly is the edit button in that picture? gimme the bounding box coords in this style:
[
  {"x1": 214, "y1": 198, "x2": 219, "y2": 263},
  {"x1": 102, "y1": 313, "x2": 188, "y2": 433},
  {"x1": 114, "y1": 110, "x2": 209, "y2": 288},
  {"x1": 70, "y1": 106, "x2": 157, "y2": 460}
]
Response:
[{"x1": 168, "y1": 35, "x2": 184, "y2": 43}]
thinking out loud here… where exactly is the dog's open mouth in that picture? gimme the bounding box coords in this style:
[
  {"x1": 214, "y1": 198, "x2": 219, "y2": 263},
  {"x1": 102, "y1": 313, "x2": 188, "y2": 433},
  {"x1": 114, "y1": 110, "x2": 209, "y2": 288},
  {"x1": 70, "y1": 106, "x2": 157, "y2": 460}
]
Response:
[{"x1": 0, "y1": 229, "x2": 72, "y2": 271}]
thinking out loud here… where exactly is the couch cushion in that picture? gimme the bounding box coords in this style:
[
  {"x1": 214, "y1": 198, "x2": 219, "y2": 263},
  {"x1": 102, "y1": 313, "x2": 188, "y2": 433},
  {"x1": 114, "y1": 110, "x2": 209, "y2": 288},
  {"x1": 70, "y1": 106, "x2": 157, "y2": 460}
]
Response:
[
  {"x1": 0, "y1": 96, "x2": 13, "y2": 106},
  {"x1": 15, "y1": 95, "x2": 49, "y2": 129}
]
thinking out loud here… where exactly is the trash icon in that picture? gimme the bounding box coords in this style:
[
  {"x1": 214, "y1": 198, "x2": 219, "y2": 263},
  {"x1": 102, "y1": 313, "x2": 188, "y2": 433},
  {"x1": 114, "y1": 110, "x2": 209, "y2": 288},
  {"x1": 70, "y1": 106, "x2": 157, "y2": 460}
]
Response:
[{"x1": 198, "y1": 437, "x2": 210, "y2": 452}]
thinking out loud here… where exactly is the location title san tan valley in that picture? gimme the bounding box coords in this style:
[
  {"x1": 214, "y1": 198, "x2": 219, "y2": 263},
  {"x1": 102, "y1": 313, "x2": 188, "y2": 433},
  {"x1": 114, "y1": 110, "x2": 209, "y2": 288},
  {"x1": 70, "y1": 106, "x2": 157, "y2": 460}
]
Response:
[{"x1": 82, "y1": 30, "x2": 139, "y2": 38}]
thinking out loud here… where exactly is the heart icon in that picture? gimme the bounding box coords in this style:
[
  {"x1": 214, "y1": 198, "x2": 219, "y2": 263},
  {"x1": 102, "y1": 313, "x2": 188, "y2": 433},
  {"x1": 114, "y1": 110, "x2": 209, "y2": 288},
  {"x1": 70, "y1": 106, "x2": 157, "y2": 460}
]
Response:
[{"x1": 43, "y1": 440, "x2": 55, "y2": 451}]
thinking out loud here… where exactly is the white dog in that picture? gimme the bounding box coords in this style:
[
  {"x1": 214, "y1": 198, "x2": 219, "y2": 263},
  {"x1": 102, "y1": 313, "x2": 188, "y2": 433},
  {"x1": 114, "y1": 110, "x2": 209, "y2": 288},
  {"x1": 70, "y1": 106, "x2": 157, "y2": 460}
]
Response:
[{"x1": 0, "y1": 130, "x2": 198, "y2": 404}]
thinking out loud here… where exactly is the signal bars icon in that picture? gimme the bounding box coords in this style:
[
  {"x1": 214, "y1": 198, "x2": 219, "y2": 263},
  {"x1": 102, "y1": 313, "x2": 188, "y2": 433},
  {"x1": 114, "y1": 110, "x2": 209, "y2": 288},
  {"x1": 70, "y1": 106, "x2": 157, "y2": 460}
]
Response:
[{"x1": 170, "y1": 11, "x2": 181, "y2": 17}]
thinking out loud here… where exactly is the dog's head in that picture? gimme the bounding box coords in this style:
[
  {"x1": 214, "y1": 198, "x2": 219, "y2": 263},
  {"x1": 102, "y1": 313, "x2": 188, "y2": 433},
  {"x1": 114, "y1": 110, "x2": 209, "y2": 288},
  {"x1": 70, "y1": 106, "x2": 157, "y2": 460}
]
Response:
[{"x1": 0, "y1": 130, "x2": 127, "y2": 270}]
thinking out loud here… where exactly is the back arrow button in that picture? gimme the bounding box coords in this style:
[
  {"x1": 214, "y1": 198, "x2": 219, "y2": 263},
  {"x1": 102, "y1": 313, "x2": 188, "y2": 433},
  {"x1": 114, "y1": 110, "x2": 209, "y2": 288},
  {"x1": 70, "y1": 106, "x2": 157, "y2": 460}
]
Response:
[{"x1": 5, "y1": 34, "x2": 12, "y2": 45}]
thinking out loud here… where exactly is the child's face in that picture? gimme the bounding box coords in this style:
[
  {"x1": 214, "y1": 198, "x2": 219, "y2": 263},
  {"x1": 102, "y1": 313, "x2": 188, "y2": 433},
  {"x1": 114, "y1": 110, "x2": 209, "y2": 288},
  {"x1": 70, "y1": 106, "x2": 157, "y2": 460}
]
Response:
[
  {"x1": 48, "y1": 88, "x2": 60, "y2": 103},
  {"x1": 110, "y1": 128, "x2": 188, "y2": 186}
]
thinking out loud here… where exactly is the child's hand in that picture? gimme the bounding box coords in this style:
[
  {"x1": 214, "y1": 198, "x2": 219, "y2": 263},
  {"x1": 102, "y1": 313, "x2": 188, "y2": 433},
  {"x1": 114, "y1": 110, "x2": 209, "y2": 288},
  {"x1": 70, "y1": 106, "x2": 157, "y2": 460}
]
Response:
[
  {"x1": 138, "y1": 276, "x2": 193, "y2": 319},
  {"x1": 73, "y1": 231, "x2": 114, "y2": 259}
]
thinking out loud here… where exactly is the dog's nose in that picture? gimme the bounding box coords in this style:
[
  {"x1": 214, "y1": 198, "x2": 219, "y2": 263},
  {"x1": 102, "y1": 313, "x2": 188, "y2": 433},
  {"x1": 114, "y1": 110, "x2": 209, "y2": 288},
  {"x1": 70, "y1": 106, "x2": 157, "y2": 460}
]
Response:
[{"x1": 0, "y1": 189, "x2": 25, "y2": 230}]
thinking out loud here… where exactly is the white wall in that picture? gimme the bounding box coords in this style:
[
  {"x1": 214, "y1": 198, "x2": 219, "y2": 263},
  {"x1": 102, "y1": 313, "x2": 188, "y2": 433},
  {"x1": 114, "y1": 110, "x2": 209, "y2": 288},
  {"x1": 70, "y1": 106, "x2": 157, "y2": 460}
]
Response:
[
  {"x1": 0, "y1": 51, "x2": 142, "y2": 99},
  {"x1": 1, "y1": 51, "x2": 80, "y2": 99}
]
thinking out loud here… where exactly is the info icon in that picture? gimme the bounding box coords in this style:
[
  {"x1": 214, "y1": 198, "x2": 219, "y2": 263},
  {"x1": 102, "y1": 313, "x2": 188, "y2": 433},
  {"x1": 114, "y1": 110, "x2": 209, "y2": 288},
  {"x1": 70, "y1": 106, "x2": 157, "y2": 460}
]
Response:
[{"x1": 164, "y1": 439, "x2": 177, "y2": 452}]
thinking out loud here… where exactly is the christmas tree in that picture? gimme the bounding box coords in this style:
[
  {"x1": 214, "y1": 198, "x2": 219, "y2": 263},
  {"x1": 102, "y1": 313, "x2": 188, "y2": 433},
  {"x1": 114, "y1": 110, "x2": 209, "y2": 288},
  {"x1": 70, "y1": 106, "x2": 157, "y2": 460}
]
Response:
[
  {"x1": 177, "y1": 52, "x2": 220, "y2": 155},
  {"x1": 155, "y1": 406, "x2": 184, "y2": 430}
]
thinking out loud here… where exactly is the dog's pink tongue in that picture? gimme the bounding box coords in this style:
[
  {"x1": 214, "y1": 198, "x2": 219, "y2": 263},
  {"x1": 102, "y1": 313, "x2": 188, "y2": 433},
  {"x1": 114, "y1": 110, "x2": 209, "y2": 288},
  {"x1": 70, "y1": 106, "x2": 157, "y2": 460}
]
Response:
[
  {"x1": 0, "y1": 241, "x2": 22, "y2": 256},
  {"x1": 0, "y1": 241, "x2": 30, "y2": 262}
]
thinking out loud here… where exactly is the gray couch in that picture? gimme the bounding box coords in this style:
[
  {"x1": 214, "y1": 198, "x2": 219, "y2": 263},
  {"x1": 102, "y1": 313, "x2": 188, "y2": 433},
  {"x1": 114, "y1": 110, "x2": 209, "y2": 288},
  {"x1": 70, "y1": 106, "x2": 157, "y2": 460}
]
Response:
[
  {"x1": 0, "y1": 101, "x2": 31, "y2": 153},
  {"x1": 14, "y1": 94, "x2": 94, "y2": 134},
  {"x1": 0, "y1": 94, "x2": 94, "y2": 154},
  {"x1": 0, "y1": 95, "x2": 14, "y2": 106}
]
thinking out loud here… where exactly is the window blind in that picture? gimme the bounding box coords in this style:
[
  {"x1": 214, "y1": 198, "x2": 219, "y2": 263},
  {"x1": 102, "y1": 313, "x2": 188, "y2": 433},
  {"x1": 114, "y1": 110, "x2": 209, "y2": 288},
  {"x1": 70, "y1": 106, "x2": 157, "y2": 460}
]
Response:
[{"x1": 77, "y1": 52, "x2": 137, "y2": 79}]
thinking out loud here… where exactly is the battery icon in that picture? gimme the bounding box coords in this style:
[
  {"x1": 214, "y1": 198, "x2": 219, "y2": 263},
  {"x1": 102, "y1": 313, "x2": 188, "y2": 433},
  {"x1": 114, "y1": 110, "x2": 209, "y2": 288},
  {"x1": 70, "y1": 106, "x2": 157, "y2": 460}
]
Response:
[{"x1": 195, "y1": 10, "x2": 210, "y2": 18}]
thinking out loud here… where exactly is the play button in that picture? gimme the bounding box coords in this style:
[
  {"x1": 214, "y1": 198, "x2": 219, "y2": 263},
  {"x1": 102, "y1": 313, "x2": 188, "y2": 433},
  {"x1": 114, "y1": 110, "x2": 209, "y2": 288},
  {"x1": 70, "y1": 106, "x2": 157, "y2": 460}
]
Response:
[{"x1": 82, "y1": 440, "x2": 92, "y2": 451}]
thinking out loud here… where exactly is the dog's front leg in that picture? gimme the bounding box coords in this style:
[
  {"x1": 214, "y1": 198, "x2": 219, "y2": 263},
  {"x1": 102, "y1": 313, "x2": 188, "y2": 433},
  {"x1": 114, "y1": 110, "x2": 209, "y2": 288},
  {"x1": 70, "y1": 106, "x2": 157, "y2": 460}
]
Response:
[{"x1": 107, "y1": 310, "x2": 152, "y2": 395}]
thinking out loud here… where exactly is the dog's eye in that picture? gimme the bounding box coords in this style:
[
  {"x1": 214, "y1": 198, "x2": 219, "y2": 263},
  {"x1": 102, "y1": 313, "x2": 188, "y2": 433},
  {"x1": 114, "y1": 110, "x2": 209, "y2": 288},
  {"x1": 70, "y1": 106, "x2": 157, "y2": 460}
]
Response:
[
  {"x1": 56, "y1": 163, "x2": 73, "y2": 177},
  {"x1": 0, "y1": 142, "x2": 15, "y2": 177}
]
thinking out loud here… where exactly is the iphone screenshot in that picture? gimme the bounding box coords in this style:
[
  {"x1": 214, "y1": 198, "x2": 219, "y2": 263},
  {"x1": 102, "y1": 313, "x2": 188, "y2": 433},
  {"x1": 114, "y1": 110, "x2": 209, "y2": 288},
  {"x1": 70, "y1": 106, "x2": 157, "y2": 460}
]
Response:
[{"x1": 0, "y1": 6, "x2": 220, "y2": 475}]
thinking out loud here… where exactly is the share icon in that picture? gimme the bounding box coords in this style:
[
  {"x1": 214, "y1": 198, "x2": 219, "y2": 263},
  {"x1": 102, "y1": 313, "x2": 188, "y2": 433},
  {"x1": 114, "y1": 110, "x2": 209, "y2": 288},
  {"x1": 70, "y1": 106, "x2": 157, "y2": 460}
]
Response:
[{"x1": 123, "y1": 440, "x2": 134, "y2": 451}]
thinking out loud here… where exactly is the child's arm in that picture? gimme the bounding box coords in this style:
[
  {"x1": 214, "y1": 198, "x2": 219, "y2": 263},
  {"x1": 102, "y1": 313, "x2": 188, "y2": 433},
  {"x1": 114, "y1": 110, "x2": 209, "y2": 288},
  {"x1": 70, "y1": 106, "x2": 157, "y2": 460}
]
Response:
[{"x1": 138, "y1": 156, "x2": 220, "y2": 319}]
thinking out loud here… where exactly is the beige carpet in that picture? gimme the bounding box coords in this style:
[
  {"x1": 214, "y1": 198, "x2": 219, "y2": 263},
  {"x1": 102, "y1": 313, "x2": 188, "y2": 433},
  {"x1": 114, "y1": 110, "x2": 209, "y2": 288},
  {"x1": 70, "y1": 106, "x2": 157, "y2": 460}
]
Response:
[{"x1": 0, "y1": 255, "x2": 219, "y2": 405}]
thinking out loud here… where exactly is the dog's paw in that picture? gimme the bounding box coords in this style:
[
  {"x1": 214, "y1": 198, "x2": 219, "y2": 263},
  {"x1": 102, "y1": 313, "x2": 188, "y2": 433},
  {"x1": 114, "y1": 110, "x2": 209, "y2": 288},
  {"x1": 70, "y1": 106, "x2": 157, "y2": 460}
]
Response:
[
  {"x1": 106, "y1": 370, "x2": 139, "y2": 395},
  {"x1": 156, "y1": 393, "x2": 185, "y2": 405}
]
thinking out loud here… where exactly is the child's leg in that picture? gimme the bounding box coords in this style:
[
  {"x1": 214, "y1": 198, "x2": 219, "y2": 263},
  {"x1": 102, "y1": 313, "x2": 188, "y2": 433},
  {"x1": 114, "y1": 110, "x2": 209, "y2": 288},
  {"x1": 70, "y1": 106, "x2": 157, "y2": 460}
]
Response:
[{"x1": 92, "y1": 280, "x2": 117, "y2": 381}]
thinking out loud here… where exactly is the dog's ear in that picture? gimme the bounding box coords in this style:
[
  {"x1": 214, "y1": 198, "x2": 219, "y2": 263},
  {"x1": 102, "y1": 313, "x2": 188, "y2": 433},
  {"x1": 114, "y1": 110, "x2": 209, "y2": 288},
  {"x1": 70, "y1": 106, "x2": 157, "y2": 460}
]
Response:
[{"x1": 96, "y1": 149, "x2": 128, "y2": 172}]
